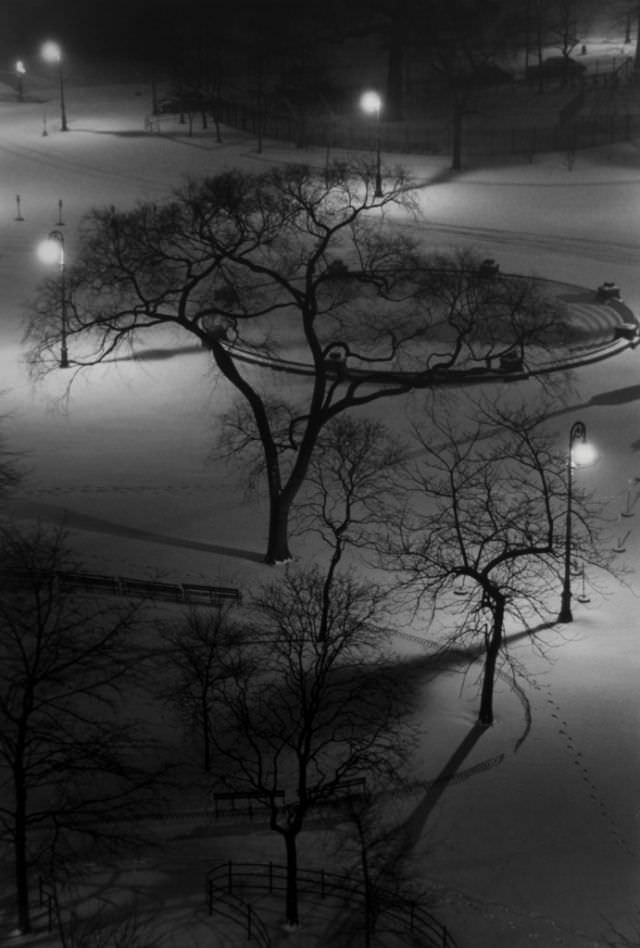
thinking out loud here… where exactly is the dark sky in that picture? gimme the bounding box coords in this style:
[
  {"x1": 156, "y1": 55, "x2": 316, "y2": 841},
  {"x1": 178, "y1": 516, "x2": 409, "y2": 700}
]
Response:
[{"x1": 2, "y1": 0, "x2": 181, "y2": 63}]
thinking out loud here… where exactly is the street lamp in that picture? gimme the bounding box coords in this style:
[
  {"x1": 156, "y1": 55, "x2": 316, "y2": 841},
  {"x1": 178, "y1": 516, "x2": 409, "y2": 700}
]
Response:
[
  {"x1": 15, "y1": 60, "x2": 26, "y2": 102},
  {"x1": 41, "y1": 41, "x2": 68, "y2": 131},
  {"x1": 558, "y1": 421, "x2": 596, "y2": 623},
  {"x1": 37, "y1": 230, "x2": 69, "y2": 368},
  {"x1": 360, "y1": 90, "x2": 383, "y2": 198}
]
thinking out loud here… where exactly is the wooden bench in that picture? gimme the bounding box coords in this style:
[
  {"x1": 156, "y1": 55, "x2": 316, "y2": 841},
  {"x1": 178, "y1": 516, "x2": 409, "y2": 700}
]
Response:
[
  {"x1": 309, "y1": 777, "x2": 367, "y2": 804},
  {"x1": 212, "y1": 790, "x2": 285, "y2": 819},
  {"x1": 4, "y1": 568, "x2": 241, "y2": 607},
  {"x1": 182, "y1": 583, "x2": 241, "y2": 604},
  {"x1": 119, "y1": 578, "x2": 184, "y2": 601}
]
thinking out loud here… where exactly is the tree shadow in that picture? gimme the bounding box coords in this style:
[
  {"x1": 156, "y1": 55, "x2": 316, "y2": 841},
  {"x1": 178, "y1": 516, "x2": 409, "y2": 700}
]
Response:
[
  {"x1": 396, "y1": 722, "x2": 489, "y2": 850},
  {"x1": 391, "y1": 618, "x2": 557, "y2": 685},
  {"x1": 107, "y1": 344, "x2": 205, "y2": 363},
  {"x1": 540, "y1": 384, "x2": 640, "y2": 427},
  {"x1": 588, "y1": 384, "x2": 640, "y2": 407},
  {"x1": 7, "y1": 500, "x2": 265, "y2": 564}
]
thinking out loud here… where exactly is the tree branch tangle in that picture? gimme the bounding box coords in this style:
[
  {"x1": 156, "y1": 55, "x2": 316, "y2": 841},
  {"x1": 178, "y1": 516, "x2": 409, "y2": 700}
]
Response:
[{"x1": 27, "y1": 161, "x2": 565, "y2": 563}]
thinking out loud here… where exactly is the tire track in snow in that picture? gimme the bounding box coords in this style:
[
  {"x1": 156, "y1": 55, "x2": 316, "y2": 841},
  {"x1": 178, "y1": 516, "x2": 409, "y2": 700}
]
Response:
[
  {"x1": 394, "y1": 217, "x2": 640, "y2": 268},
  {"x1": 0, "y1": 137, "x2": 169, "y2": 196}
]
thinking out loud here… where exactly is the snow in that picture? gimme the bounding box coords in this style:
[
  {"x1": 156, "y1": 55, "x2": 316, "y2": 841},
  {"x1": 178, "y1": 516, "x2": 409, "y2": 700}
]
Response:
[{"x1": 1, "y1": 77, "x2": 640, "y2": 947}]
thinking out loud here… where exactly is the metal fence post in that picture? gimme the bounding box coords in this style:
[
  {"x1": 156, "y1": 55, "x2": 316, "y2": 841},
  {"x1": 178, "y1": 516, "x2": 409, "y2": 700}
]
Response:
[
  {"x1": 268, "y1": 861, "x2": 273, "y2": 894},
  {"x1": 227, "y1": 860, "x2": 233, "y2": 894}
]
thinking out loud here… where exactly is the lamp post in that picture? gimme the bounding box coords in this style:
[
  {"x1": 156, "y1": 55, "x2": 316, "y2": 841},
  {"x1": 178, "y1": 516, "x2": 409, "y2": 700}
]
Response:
[
  {"x1": 37, "y1": 230, "x2": 69, "y2": 368},
  {"x1": 558, "y1": 421, "x2": 596, "y2": 623},
  {"x1": 360, "y1": 90, "x2": 383, "y2": 197},
  {"x1": 15, "y1": 60, "x2": 25, "y2": 102},
  {"x1": 41, "y1": 41, "x2": 68, "y2": 131}
]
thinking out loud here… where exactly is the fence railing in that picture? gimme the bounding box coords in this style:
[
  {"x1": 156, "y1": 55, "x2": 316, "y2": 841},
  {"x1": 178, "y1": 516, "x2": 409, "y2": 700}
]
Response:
[
  {"x1": 176, "y1": 65, "x2": 639, "y2": 161},
  {"x1": 205, "y1": 860, "x2": 457, "y2": 948},
  {"x1": 4, "y1": 568, "x2": 241, "y2": 607},
  {"x1": 206, "y1": 879, "x2": 271, "y2": 948}
]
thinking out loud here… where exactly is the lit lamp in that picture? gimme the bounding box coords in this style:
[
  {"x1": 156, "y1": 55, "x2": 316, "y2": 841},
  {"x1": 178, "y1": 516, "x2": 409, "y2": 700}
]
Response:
[
  {"x1": 360, "y1": 90, "x2": 383, "y2": 198},
  {"x1": 15, "y1": 60, "x2": 26, "y2": 102},
  {"x1": 558, "y1": 421, "x2": 596, "y2": 622},
  {"x1": 37, "y1": 230, "x2": 69, "y2": 368},
  {"x1": 41, "y1": 41, "x2": 68, "y2": 131}
]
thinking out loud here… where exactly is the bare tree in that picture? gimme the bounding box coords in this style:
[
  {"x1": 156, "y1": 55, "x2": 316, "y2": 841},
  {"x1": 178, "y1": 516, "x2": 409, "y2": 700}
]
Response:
[
  {"x1": 292, "y1": 414, "x2": 406, "y2": 572},
  {"x1": 402, "y1": 0, "x2": 520, "y2": 169},
  {"x1": 158, "y1": 606, "x2": 247, "y2": 772},
  {"x1": 0, "y1": 525, "x2": 162, "y2": 935},
  {"x1": 380, "y1": 395, "x2": 608, "y2": 726},
  {"x1": 328, "y1": 788, "x2": 421, "y2": 946},
  {"x1": 26, "y1": 164, "x2": 566, "y2": 564},
  {"x1": 212, "y1": 564, "x2": 412, "y2": 929}
]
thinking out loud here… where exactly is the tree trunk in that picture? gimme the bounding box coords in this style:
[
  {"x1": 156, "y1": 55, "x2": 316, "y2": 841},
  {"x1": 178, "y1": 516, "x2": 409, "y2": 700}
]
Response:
[
  {"x1": 201, "y1": 695, "x2": 211, "y2": 772},
  {"x1": 265, "y1": 491, "x2": 293, "y2": 564},
  {"x1": 283, "y1": 830, "x2": 299, "y2": 928},
  {"x1": 15, "y1": 783, "x2": 31, "y2": 934},
  {"x1": 478, "y1": 598, "x2": 505, "y2": 727}
]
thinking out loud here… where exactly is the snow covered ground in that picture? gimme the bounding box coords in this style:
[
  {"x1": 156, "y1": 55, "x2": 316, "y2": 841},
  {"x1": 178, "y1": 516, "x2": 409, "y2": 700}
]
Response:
[{"x1": 1, "y1": 78, "x2": 640, "y2": 946}]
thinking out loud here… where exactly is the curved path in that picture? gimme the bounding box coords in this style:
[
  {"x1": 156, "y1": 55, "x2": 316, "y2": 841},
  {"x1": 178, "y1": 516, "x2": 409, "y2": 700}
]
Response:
[{"x1": 223, "y1": 282, "x2": 639, "y2": 384}]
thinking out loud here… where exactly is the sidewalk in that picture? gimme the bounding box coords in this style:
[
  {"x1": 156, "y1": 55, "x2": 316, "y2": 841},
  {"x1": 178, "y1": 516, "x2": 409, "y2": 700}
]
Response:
[{"x1": 222, "y1": 279, "x2": 639, "y2": 387}]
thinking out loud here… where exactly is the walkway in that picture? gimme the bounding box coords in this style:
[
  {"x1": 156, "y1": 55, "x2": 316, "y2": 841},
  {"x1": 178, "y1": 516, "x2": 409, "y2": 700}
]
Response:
[{"x1": 222, "y1": 281, "x2": 639, "y2": 385}]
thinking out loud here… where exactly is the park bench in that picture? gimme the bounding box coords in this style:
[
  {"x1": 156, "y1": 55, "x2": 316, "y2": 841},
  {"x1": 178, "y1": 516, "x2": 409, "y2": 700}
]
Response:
[
  {"x1": 181, "y1": 582, "x2": 241, "y2": 604},
  {"x1": 57, "y1": 571, "x2": 122, "y2": 594},
  {"x1": 309, "y1": 776, "x2": 368, "y2": 804},
  {"x1": 119, "y1": 577, "x2": 184, "y2": 601},
  {"x1": 212, "y1": 789, "x2": 285, "y2": 819},
  {"x1": 3, "y1": 568, "x2": 241, "y2": 607}
]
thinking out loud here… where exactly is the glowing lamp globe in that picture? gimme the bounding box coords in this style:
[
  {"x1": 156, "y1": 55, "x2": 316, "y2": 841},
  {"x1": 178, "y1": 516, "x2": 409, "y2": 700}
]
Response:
[
  {"x1": 37, "y1": 238, "x2": 63, "y2": 266},
  {"x1": 360, "y1": 91, "x2": 382, "y2": 115},
  {"x1": 42, "y1": 41, "x2": 62, "y2": 64},
  {"x1": 572, "y1": 440, "x2": 597, "y2": 467}
]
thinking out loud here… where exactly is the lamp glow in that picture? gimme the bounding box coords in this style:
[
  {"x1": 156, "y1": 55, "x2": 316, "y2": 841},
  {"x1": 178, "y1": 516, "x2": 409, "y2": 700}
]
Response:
[
  {"x1": 37, "y1": 237, "x2": 64, "y2": 266},
  {"x1": 558, "y1": 420, "x2": 594, "y2": 623},
  {"x1": 359, "y1": 90, "x2": 383, "y2": 197},
  {"x1": 36, "y1": 230, "x2": 68, "y2": 367},
  {"x1": 41, "y1": 40, "x2": 68, "y2": 131},
  {"x1": 572, "y1": 441, "x2": 597, "y2": 467},
  {"x1": 41, "y1": 41, "x2": 62, "y2": 63},
  {"x1": 360, "y1": 90, "x2": 382, "y2": 115}
]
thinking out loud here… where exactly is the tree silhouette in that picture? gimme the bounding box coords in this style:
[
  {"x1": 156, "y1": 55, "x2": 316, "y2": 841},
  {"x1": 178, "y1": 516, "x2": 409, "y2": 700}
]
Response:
[
  {"x1": 0, "y1": 526, "x2": 161, "y2": 934},
  {"x1": 212, "y1": 564, "x2": 411, "y2": 928},
  {"x1": 27, "y1": 164, "x2": 564, "y2": 564},
  {"x1": 381, "y1": 396, "x2": 607, "y2": 725},
  {"x1": 158, "y1": 605, "x2": 247, "y2": 772}
]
